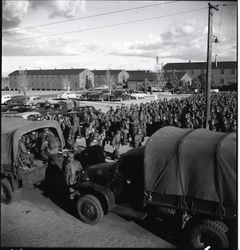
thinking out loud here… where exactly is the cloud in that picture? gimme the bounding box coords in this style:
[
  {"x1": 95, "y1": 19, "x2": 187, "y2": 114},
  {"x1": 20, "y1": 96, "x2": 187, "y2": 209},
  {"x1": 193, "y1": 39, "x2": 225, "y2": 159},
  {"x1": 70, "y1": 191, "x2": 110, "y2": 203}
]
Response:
[
  {"x1": 107, "y1": 20, "x2": 236, "y2": 62},
  {"x1": 31, "y1": 0, "x2": 86, "y2": 19},
  {"x1": 2, "y1": 28, "x2": 99, "y2": 57},
  {"x1": 2, "y1": 1, "x2": 30, "y2": 29},
  {"x1": 3, "y1": 0, "x2": 86, "y2": 30}
]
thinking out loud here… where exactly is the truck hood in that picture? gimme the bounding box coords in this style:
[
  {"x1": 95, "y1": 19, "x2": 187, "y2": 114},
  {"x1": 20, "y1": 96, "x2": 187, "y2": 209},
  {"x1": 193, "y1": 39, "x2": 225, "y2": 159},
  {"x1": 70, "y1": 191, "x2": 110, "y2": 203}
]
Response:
[{"x1": 86, "y1": 162, "x2": 118, "y2": 186}]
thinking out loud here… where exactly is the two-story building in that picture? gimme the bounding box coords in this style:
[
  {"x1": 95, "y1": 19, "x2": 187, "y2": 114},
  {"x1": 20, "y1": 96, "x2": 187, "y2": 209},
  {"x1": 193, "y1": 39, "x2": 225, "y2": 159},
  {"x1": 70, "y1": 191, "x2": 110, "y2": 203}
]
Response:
[
  {"x1": 8, "y1": 68, "x2": 94, "y2": 91},
  {"x1": 92, "y1": 70, "x2": 129, "y2": 87},
  {"x1": 127, "y1": 70, "x2": 155, "y2": 90},
  {"x1": 163, "y1": 61, "x2": 237, "y2": 88}
]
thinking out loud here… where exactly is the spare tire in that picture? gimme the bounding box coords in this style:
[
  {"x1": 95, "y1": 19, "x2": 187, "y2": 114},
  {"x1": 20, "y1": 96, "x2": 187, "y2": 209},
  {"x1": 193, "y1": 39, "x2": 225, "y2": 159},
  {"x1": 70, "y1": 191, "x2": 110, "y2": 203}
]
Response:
[
  {"x1": 1, "y1": 178, "x2": 13, "y2": 204},
  {"x1": 190, "y1": 219, "x2": 229, "y2": 249}
]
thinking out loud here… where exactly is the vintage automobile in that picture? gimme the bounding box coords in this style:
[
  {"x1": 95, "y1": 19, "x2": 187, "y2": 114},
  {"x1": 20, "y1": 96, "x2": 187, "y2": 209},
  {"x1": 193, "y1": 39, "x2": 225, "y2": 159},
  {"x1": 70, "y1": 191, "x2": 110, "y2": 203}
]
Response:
[
  {"x1": 47, "y1": 100, "x2": 75, "y2": 115},
  {"x1": 70, "y1": 126, "x2": 236, "y2": 248},
  {"x1": 26, "y1": 96, "x2": 42, "y2": 105},
  {"x1": 1, "y1": 117, "x2": 65, "y2": 204},
  {"x1": 1, "y1": 103, "x2": 17, "y2": 112},
  {"x1": 110, "y1": 90, "x2": 131, "y2": 101},
  {"x1": 16, "y1": 111, "x2": 43, "y2": 120},
  {"x1": 130, "y1": 90, "x2": 147, "y2": 99},
  {"x1": 88, "y1": 92, "x2": 104, "y2": 102},
  {"x1": 80, "y1": 91, "x2": 94, "y2": 101},
  {"x1": 1, "y1": 95, "x2": 12, "y2": 104},
  {"x1": 57, "y1": 91, "x2": 77, "y2": 100},
  {"x1": 1, "y1": 111, "x2": 43, "y2": 121},
  {"x1": 1, "y1": 104, "x2": 35, "y2": 115},
  {"x1": 35, "y1": 101, "x2": 52, "y2": 113},
  {"x1": 3, "y1": 95, "x2": 27, "y2": 105}
]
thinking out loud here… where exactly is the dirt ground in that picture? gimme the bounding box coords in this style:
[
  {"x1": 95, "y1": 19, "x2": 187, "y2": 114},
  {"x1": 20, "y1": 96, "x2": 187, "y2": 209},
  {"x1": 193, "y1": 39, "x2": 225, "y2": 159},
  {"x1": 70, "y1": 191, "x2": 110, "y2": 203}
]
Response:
[{"x1": 1, "y1": 188, "x2": 175, "y2": 248}]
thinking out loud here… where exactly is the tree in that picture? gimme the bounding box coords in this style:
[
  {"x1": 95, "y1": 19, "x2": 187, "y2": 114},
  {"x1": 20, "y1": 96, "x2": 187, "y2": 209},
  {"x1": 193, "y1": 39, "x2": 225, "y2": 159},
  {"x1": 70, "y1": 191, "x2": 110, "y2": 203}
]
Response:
[
  {"x1": 18, "y1": 69, "x2": 29, "y2": 96},
  {"x1": 62, "y1": 76, "x2": 71, "y2": 91},
  {"x1": 165, "y1": 70, "x2": 179, "y2": 92},
  {"x1": 104, "y1": 69, "x2": 116, "y2": 99},
  {"x1": 198, "y1": 74, "x2": 207, "y2": 91},
  {"x1": 155, "y1": 57, "x2": 166, "y2": 91},
  {"x1": 191, "y1": 77, "x2": 201, "y2": 90}
]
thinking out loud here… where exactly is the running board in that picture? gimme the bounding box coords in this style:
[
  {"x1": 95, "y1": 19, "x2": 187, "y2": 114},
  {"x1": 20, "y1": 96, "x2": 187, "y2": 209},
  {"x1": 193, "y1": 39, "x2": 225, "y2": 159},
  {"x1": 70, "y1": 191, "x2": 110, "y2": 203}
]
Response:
[{"x1": 111, "y1": 204, "x2": 147, "y2": 220}]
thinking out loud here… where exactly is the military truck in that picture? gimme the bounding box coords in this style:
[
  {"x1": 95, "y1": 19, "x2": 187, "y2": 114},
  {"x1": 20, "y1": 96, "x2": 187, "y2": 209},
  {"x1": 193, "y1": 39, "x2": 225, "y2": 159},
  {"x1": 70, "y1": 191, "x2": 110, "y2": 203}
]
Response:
[
  {"x1": 1, "y1": 117, "x2": 65, "y2": 204},
  {"x1": 70, "y1": 126, "x2": 236, "y2": 248}
]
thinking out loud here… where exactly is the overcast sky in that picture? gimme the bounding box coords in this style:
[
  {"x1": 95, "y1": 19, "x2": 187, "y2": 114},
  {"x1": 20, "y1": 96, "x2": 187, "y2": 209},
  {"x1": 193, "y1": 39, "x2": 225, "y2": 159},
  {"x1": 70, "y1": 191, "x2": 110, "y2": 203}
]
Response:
[{"x1": 2, "y1": 0, "x2": 237, "y2": 77}]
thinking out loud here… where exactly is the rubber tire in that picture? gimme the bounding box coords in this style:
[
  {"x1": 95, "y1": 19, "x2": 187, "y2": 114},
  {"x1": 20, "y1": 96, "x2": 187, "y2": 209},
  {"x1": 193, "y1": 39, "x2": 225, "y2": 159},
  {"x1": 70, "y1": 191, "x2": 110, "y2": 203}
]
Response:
[
  {"x1": 76, "y1": 194, "x2": 104, "y2": 225},
  {"x1": 214, "y1": 220, "x2": 228, "y2": 233},
  {"x1": 1, "y1": 178, "x2": 13, "y2": 204},
  {"x1": 190, "y1": 219, "x2": 229, "y2": 249}
]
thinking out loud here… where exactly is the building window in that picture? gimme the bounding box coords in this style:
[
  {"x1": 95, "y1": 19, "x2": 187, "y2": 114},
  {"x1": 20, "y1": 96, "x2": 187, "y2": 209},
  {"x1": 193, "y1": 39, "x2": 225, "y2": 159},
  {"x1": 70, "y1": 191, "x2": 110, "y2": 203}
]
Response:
[
  {"x1": 220, "y1": 69, "x2": 224, "y2": 74},
  {"x1": 231, "y1": 69, "x2": 235, "y2": 74},
  {"x1": 221, "y1": 79, "x2": 224, "y2": 84}
]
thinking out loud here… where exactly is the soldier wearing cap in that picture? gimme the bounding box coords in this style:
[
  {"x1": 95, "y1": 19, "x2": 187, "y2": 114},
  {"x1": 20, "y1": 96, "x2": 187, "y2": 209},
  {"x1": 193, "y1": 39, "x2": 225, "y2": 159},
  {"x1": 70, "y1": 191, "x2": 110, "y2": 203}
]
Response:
[{"x1": 111, "y1": 130, "x2": 121, "y2": 160}]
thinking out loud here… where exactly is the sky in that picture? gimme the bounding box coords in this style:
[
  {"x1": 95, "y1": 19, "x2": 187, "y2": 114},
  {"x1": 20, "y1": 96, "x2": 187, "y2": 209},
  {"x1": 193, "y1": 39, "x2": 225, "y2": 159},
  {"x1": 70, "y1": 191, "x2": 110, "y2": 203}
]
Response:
[{"x1": 2, "y1": 0, "x2": 237, "y2": 77}]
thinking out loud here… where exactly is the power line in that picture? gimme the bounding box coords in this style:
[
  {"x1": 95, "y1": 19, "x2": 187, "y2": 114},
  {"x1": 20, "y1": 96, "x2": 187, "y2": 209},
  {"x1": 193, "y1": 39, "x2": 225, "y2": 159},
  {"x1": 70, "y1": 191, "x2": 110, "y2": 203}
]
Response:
[
  {"x1": 5, "y1": 7, "x2": 208, "y2": 43},
  {"x1": 3, "y1": 1, "x2": 176, "y2": 34}
]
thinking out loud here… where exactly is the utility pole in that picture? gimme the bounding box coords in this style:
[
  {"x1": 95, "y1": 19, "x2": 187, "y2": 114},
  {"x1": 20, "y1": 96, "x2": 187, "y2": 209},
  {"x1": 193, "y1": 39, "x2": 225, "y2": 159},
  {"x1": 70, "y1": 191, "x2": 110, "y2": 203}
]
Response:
[{"x1": 205, "y1": 3, "x2": 219, "y2": 129}]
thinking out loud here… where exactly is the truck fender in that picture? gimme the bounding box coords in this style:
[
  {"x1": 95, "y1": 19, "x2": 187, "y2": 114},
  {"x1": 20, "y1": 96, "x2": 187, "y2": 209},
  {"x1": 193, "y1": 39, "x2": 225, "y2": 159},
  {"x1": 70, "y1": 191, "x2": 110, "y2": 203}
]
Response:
[{"x1": 72, "y1": 183, "x2": 116, "y2": 213}]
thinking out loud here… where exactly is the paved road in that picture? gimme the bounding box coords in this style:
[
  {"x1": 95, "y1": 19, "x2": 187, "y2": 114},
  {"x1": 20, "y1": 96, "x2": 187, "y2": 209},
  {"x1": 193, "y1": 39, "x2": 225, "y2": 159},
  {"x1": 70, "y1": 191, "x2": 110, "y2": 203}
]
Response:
[{"x1": 1, "y1": 188, "x2": 175, "y2": 248}]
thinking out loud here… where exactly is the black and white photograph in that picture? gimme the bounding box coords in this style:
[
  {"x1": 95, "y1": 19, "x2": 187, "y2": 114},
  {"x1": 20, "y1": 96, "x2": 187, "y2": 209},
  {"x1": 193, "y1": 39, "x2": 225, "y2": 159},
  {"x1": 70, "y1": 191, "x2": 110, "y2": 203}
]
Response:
[{"x1": 1, "y1": 0, "x2": 237, "y2": 249}]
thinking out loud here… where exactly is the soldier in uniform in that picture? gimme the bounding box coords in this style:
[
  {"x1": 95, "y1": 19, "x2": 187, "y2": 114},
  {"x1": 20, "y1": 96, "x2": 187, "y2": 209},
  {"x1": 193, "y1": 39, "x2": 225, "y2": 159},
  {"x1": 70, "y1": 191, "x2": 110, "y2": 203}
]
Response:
[
  {"x1": 18, "y1": 135, "x2": 35, "y2": 169},
  {"x1": 111, "y1": 130, "x2": 122, "y2": 160},
  {"x1": 64, "y1": 152, "x2": 83, "y2": 190}
]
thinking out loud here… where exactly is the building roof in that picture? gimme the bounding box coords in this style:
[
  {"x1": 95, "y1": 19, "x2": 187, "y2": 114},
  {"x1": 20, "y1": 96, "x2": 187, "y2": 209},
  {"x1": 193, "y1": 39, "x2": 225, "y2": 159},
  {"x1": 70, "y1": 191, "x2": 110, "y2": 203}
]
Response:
[
  {"x1": 9, "y1": 68, "x2": 87, "y2": 76},
  {"x1": 92, "y1": 70, "x2": 123, "y2": 75},
  {"x1": 164, "y1": 61, "x2": 237, "y2": 70},
  {"x1": 164, "y1": 71, "x2": 188, "y2": 80},
  {"x1": 128, "y1": 70, "x2": 154, "y2": 81}
]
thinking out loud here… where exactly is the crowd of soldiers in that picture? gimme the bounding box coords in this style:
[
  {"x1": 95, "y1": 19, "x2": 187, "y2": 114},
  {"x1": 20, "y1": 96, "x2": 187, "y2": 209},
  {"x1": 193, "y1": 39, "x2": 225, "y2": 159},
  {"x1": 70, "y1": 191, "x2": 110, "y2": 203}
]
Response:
[{"x1": 34, "y1": 91, "x2": 236, "y2": 160}]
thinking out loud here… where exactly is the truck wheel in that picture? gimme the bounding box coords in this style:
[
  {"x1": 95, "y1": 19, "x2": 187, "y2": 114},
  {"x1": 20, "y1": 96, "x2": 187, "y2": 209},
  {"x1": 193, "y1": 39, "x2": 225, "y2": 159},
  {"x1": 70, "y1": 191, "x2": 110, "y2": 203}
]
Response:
[
  {"x1": 190, "y1": 219, "x2": 229, "y2": 249},
  {"x1": 76, "y1": 194, "x2": 104, "y2": 225},
  {"x1": 1, "y1": 178, "x2": 13, "y2": 204}
]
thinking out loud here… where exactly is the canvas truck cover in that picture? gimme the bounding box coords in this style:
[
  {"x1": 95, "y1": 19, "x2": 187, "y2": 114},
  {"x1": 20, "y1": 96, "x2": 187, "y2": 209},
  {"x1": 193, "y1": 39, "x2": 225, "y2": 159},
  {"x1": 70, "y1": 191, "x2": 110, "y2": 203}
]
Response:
[
  {"x1": 1, "y1": 117, "x2": 65, "y2": 171},
  {"x1": 144, "y1": 126, "x2": 236, "y2": 207}
]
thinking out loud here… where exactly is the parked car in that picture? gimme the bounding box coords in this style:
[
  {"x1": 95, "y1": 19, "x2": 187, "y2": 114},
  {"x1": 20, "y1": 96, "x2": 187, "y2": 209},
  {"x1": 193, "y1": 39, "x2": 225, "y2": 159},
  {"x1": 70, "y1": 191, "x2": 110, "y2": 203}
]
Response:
[
  {"x1": 80, "y1": 92, "x2": 94, "y2": 101},
  {"x1": 88, "y1": 92, "x2": 104, "y2": 102},
  {"x1": 130, "y1": 91, "x2": 146, "y2": 99},
  {"x1": 3, "y1": 95, "x2": 27, "y2": 105},
  {"x1": 110, "y1": 90, "x2": 131, "y2": 101},
  {"x1": 1, "y1": 104, "x2": 34, "y2": 115},
  {"x1": 26, "y1": 96, "x2": 42, "y2": 105},
  {"x1": 1, "y1": 95, "x2": 12, "y2": 104},
  {"x1": 1, "y1": 117, "x2": 65, "y2": 204},
  {"x1": 57, "y1": 91, "x2": 77, "y2": 99},
  {"x1": 1, "y1": 103, "x2": 16, "y2": 112},
  {"x1": 35, "y1": 101, "x2": 52, "y2": 114},
  {"x1": 69, "y1": 126, "x2": 236, "y2": 248},
  {"x1": 47, "y1": 100, "x2": 75, "y2": 115},
  {"x1": 16, "y1": 111, "x2": 43, "y2": 120}
]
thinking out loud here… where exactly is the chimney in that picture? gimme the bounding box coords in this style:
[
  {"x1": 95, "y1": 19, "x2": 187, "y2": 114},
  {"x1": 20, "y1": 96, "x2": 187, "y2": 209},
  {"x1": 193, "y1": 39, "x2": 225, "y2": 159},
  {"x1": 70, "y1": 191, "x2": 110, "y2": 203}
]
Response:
[{"x1": 189, "y1": 60, "x2": 191, "y2": 63}]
